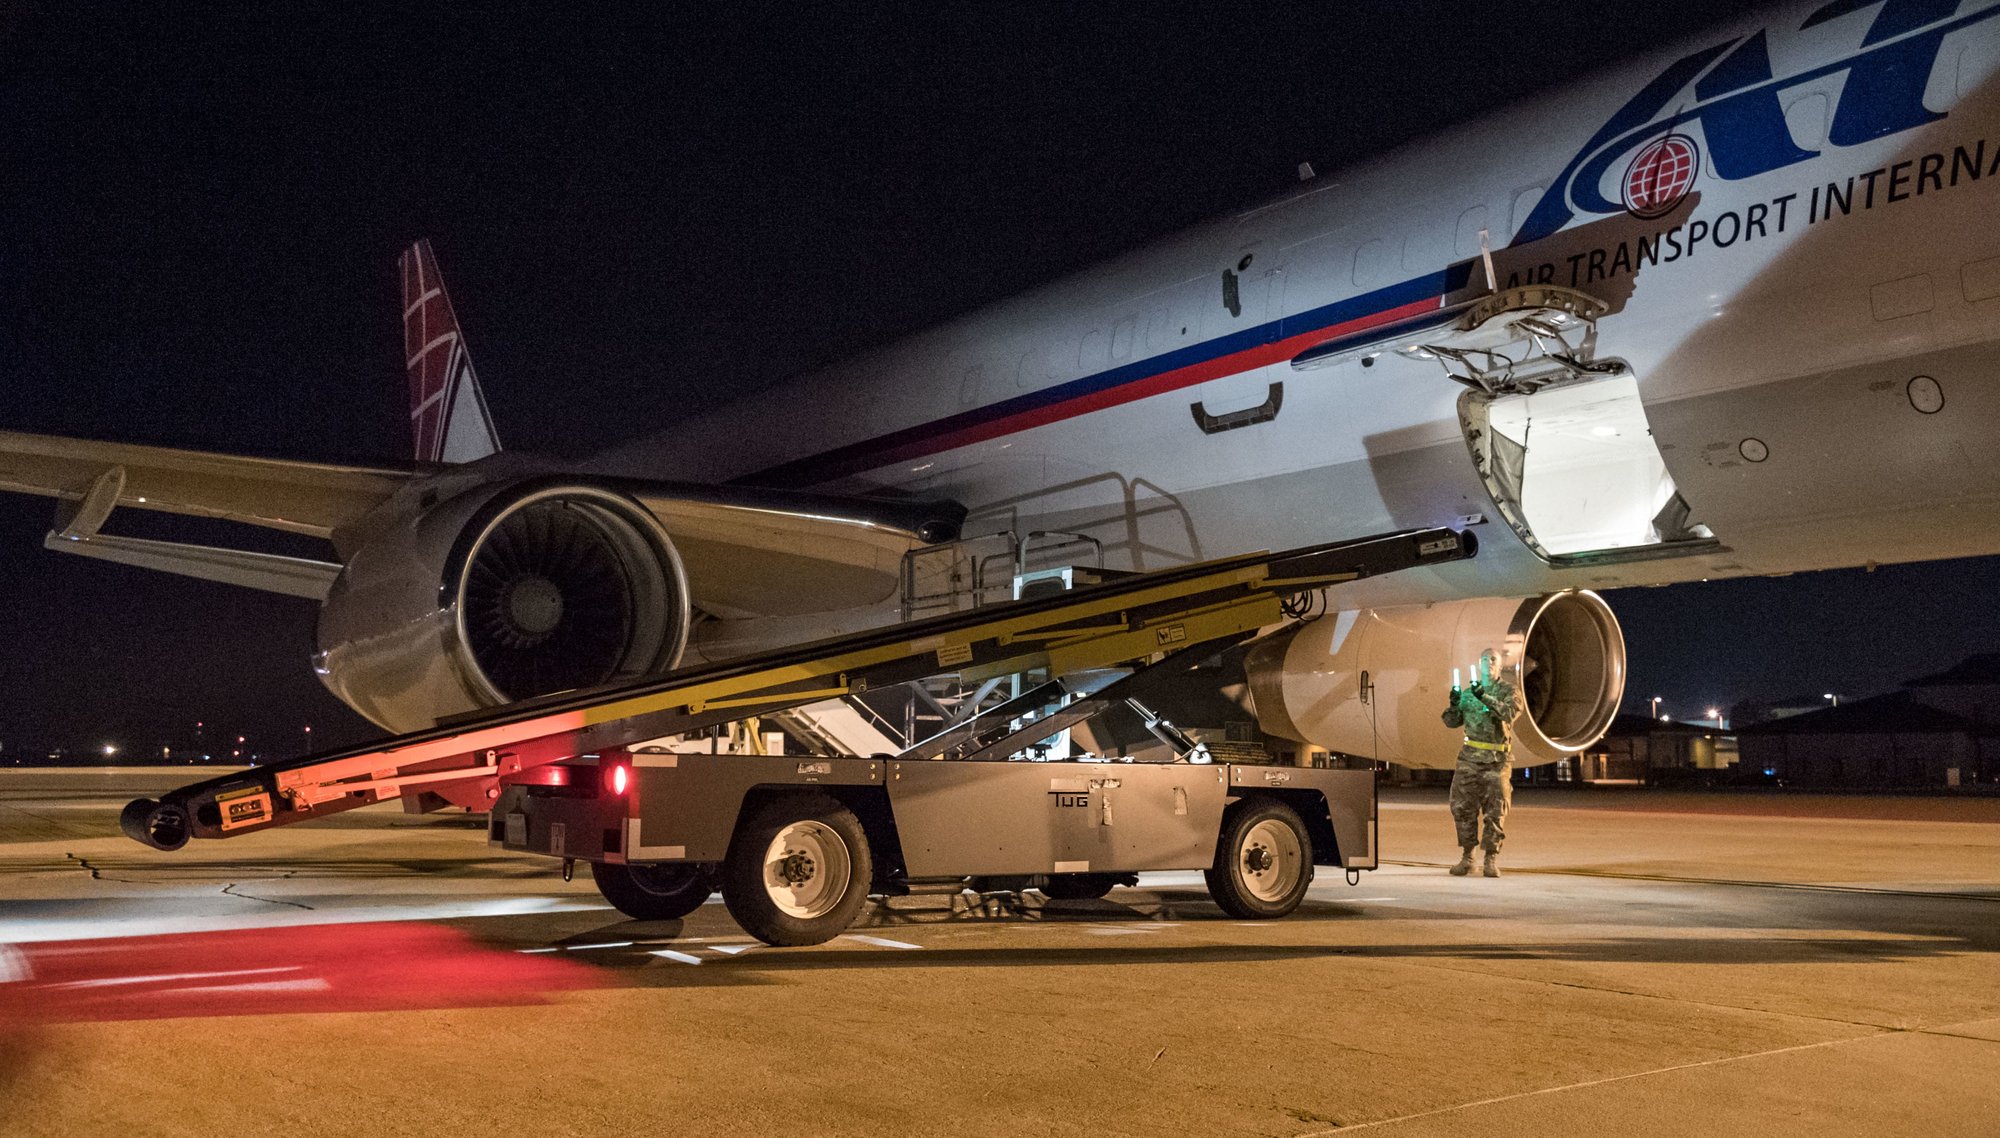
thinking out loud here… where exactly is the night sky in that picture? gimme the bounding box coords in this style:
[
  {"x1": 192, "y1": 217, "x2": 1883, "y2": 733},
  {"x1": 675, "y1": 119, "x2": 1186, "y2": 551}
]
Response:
[{"x1": 2, "y1": 3, "x2": 1995, "y2": 757}]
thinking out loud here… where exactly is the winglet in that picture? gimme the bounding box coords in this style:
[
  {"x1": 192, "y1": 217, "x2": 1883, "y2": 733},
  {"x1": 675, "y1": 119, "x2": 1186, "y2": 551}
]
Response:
[{"x1": 400, "y1": 240, "x2": 501, "y2": 464}]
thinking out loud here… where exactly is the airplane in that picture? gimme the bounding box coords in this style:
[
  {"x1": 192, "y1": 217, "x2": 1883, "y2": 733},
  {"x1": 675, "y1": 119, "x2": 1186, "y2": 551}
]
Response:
[{"x1": 2, "y1": 0, "x2": 1996, "y2": 771}]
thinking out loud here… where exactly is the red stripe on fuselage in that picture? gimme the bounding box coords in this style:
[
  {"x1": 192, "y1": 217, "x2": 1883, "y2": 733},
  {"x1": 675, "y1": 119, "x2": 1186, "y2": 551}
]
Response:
[{"x1": 870, "y1": 295, "x2": 1442, "y2": 468}]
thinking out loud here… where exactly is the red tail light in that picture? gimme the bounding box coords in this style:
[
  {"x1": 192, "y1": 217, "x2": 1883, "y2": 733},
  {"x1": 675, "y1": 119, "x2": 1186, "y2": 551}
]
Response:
[{"x1": 604, "y1": 762, "x2": 630, "y2": 796}]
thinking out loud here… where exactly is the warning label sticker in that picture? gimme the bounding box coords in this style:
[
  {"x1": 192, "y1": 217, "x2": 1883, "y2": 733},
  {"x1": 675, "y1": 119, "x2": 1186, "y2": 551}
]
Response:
[{"x1": 215, "y1": 785, "x2": 273, "y2": 831}]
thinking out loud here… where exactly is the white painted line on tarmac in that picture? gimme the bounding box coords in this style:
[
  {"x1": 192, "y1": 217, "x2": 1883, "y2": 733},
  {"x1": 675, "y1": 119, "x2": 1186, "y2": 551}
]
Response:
[
  {"x1": 709, "y1": 943, "x2": 760, "y2": 956},
  {"x1": 1087, "y1": 926, "x2": 1152, "y2": 936},
  {"x1": 843, "y1": 934, "x2": 921, "y2": 949},
  {"x1": 648, "y1": 950, "x2": 704, "y2": 965},
  {"x1": 1294, "y1": 1035, "x2": 1885, "y2": 1135},
  {"x1": 565, "y1": 941, "x2": 634, "y2": 951},
  {"x1": 53, "y1": 965, "x2": 299, "y2": 989},
  {"x1": 0, "y1": 896, "x2": 613, "y2": 944},
  {"x1": 163, "y1": 978, "x2": 332, "y2": 995}
]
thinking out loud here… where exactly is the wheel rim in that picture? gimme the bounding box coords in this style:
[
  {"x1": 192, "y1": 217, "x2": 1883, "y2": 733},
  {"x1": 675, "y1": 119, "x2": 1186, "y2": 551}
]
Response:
[
  {"x1": 1239, "y1": 818, "x2": 1303, "y2": 903},
  {"x1": 762, "y1": 821, "x2": 853, "y2": 919}
]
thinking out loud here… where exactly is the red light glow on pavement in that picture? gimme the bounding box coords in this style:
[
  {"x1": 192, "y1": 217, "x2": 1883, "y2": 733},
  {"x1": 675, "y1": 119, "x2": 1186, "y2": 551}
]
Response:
[{"x1": 0, "y1": 922, "x2": 600, "y2": 1025}]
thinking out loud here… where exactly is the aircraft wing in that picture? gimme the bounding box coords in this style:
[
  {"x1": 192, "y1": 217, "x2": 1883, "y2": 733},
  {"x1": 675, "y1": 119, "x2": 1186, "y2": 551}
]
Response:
[
  {"x1": 0, "y1": 428, "x2": 413, "y2": 538},
  {"x1": 0, "y1": 428, "x2": 950, "y2": 615}
]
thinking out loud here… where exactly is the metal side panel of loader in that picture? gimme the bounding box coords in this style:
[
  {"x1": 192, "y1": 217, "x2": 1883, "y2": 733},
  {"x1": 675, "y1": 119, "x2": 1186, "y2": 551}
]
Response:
[{"x1": 494, "y1": 755, "x2": 1377, "y2": 878}]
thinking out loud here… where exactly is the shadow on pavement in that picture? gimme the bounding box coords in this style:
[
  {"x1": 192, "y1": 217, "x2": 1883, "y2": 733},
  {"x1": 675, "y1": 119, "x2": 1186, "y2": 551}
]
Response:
[
  {"x1": 525, "y1": 932, "x2": 1996, "y2": 992},
  {"x1": 20, "y1": 854, "x2": 560, "y2": 883}
]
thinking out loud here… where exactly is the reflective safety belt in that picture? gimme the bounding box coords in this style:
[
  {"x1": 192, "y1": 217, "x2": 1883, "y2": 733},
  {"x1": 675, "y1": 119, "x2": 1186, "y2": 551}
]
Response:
[{"x1": 1462, "y1": 739, "x2": 1508, "y2": 752}]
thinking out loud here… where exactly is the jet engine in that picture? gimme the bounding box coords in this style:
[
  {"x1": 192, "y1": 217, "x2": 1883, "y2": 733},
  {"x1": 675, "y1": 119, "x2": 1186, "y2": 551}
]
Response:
[
  {"x1": 1245, "y1": 592, "x2": 1624, "y2": 768},
  {"x1": 315, "y1": 481, "x2": 691, "y2": 733}
]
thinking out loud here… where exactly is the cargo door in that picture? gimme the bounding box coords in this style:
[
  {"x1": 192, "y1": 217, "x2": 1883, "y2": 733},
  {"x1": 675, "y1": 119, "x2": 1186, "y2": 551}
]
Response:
[
  {"x1": 1346, "y1": 284, "x2": 1719, "y2": 565},
  {"x1": 1467, "y1": 373, "x2": 1715, "y2": 561}
]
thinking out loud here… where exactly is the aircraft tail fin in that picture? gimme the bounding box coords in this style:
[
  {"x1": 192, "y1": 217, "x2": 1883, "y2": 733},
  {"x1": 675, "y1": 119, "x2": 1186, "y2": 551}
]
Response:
[{"x1": 400, "y1": 239, "x2": 501, "y2": 464}]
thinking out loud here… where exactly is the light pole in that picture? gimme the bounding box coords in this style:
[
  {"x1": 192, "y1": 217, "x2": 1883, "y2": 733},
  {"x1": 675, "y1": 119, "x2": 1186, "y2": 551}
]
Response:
[
  {"x1": 1706, "y1": 707, "x2": 1723, "y2": 728},
  {"x1": 1649, "y1": 696, "x2": 1662, "y2": 720},
  {"x1": 1823, "y1": 693, "x2": 1839, "y2": 707}
]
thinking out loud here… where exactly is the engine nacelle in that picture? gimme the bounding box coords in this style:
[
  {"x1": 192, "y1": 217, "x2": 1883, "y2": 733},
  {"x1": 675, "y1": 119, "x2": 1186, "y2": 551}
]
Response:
[
  {"x1": 1245, "y1": 593, "x2": 1625, "y2": 769},
  {"x1": 316, "y1": 481, "x2": 691, "y2": 733}
]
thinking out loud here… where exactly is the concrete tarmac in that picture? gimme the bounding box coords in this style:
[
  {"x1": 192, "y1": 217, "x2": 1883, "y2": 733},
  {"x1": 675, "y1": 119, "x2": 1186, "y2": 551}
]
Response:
[{"x1": 1, "y1": 768, "x2": 1997, "y2": 1137}]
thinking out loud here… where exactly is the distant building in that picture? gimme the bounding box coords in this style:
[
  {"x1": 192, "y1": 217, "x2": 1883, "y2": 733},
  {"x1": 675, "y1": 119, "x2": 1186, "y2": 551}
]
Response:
[
  {"x1": 1604, "y1": 714, "x2": 1725, "y2": 780},
  {"x1": 1730, "y1": 694, "x2": 1838, "y2": 727},
  {"x1": 1544, "y1": 714, "x2": 1728, "y2": 784},
  {"x1": 1735, "y1": 653, "x2": 2000, "y2": 788}
]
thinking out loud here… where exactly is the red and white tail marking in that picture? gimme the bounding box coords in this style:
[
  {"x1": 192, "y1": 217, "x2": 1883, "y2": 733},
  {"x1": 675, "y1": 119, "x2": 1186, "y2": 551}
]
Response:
[{"x1": 400, "y1": 240, "x2": 500, "y2": 464}]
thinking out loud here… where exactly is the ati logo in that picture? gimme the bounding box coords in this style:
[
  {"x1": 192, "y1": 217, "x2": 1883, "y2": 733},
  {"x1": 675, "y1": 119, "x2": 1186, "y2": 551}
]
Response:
[
  {"x1": 1623, "y1": 133, "x2": 1700, "y2": 218},
  {"x1": 1516, "y1": 0, "x2": 2000, "y2": 246}
]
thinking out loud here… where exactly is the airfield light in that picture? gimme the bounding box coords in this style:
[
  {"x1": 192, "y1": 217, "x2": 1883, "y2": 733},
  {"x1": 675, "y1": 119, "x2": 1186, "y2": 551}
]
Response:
[{"x1": 102, "y1": 743, "x2": 117, "y2": 757}]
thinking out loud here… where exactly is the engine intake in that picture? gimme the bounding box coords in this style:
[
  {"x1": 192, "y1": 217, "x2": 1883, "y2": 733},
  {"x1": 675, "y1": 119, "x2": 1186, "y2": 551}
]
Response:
[
  {"x1": 1245, "y1": 592, "x2": 1625, "y2": 769},
  {"x1": 317, "y1": 482, "x2": 690, "y2": 733}
]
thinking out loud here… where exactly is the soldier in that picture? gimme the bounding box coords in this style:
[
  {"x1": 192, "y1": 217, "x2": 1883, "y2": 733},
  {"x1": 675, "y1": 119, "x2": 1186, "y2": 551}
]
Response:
[{"x1": 1441, "y1": 646, "x2": 1520, "y2": 878}]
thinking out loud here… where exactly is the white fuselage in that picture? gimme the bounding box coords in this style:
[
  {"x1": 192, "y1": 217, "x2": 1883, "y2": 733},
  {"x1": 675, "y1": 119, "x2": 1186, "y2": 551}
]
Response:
[{"x1": 596, "y1": 0, "x2": 2000, "y2": 628}]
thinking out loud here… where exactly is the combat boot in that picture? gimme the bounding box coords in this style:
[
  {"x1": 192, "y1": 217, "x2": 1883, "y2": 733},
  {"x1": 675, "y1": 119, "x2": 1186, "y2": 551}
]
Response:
[
  {"x1": 1449, "y1": 849, "x2": 1474, "y2": 876},
  {"x1": 1482, "y1": 851, "x2": 1500, "y2": 878}
]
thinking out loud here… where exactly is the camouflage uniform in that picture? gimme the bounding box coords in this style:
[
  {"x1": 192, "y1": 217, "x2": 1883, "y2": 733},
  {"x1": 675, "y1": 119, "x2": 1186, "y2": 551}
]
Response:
[{"x1": 1441, "y1": 677, "x2": 1520, "y2": 853}]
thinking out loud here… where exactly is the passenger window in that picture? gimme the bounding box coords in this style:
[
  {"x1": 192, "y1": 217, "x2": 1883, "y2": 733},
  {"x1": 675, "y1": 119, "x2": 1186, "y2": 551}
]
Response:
[
  {"x1": 1403, "y1": 224, "x2": 1450, "y2": 273},
  {"x1": 1110, "y1": 316, "x2": 1136, "y2": 360},
  {"x1": 1352, "y1": 239, "x2": 1389, "y2": 286},
  {"x1": 1078, "y1": 328, "x2": 1107, "y2": 371},
  {"x1": 1510, "y1": 185, "x2": 1546, "y2": 240},
  {"x1": 1455, "y1": 206, "x2": 1490, "y2": 259},
  {"x1": 1784, "y1": 94, "x2": 1828, "y2": 150},
  {"x1": 1046, "y1": 339, "x2": 1073, "y2": 381},
  {"x1": 1279, "y1": 231, "x2": 1344, "y2": 314}
]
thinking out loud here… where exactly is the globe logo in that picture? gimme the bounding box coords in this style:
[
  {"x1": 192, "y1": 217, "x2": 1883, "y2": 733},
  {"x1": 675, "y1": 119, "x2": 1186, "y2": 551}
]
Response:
[{"x1": 1621, "y1": 133, "x2": 1699, "y2": 219}]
